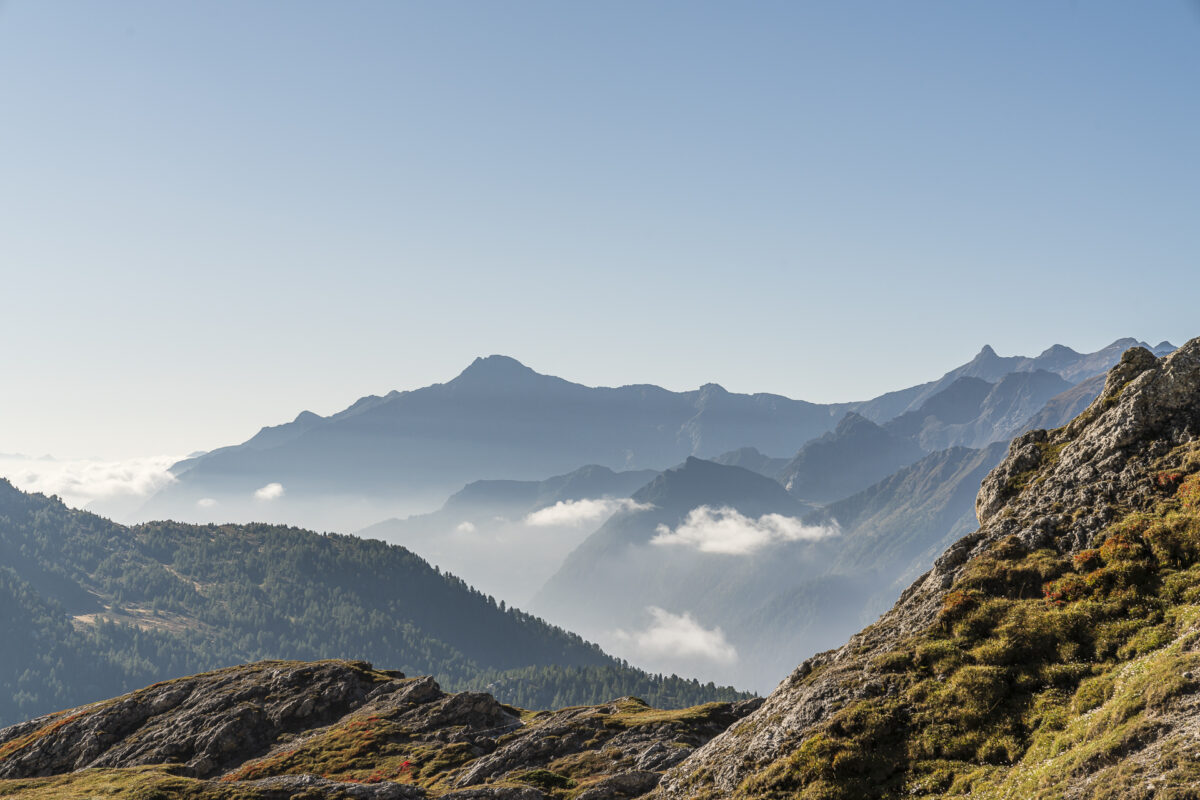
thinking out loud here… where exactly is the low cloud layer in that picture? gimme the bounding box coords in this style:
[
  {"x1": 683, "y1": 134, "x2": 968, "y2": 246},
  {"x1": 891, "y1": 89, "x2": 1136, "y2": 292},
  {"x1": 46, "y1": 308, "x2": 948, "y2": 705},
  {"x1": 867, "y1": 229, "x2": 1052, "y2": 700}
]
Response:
[
  {"x1": 254, "y1": 482, "x2": 285, "y2": 501},
  {"x1": 651, "y1": 505, "x2": 838, "y2": 555},
  {"x1": 0, "y1": 453, "x2": 180, "y2": 508},
  {"x1": 613, "y1": 607, "x2": 738, "y2": 665},
  {"x1": 524, "y1": 497, "x2": 651, "y2": 527}
]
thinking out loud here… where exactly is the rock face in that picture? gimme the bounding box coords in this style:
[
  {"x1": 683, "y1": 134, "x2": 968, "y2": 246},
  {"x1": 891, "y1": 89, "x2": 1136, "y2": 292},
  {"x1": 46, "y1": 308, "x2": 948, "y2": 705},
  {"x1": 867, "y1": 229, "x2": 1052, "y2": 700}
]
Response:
[
  {"x1": 0, "y1": 660, "x2": 397, "y2": 780},
  {"x1": 657, "y1": 339, "x2": 1200, "y2": 798},
  {"x1": 0, "y1": 659, "x2": 760, "y2": 799}
]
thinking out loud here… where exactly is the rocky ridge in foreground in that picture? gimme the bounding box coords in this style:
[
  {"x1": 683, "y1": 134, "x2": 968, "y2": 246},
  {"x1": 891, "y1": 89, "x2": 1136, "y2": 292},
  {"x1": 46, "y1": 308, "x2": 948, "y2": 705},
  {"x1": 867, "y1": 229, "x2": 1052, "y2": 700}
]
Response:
[{"x1": 0, "y1": 659, "x2": 760, "y2": 799}]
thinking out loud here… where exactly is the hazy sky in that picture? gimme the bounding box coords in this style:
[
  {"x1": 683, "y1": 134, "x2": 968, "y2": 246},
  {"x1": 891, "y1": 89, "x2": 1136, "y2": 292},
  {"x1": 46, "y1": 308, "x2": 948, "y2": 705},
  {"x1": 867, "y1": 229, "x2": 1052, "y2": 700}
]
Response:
[{"x1": 2, "y1": 2, "x2": 1198, "y2": 459}]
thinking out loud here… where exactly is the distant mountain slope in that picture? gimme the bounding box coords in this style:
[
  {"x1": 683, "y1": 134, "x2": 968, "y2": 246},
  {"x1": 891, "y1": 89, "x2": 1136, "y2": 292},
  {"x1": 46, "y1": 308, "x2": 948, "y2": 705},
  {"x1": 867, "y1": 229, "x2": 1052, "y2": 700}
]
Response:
[
  {"x1": 359, "y1": 464, "x2": 658, "y2": 605},
  {"x1": 1015, "y1": 370, "x2": 1107, "y2": 434},
  {"x1": 444, "y1": 463, "x2": 658, "y2": 513},
  {"x1": 0, "y1": 480, "x2": 744, "y2": 728},
  {"x1": 817, "y1": 442, "x2": 1009, "y2": 613},
  {"x1": 711, "y1": 446, "x2": 791, "y2": 480},
  {"x1": 883, "y1": 369, "x2": 1072, "y2": 450},
  {"x1": 780, "y1": 413, "x2": 926, "y2": 503}
]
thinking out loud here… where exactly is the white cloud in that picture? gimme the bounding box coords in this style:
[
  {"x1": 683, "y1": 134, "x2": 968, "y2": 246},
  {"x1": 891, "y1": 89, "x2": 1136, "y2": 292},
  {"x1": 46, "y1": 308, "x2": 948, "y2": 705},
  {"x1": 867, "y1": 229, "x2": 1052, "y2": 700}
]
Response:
[
  {"x1": 523, "y1": 497, "x2": 652, "y2": 527},
  {"x1": 613, "y1": 607, "x2": 737, "y2": 665},
  {"x1": 254, "y1": 482, "x2": 285, "y2": 501},
  {"x1": 650, "y1": 505, "x2": 838, "y2": 555},
  {"x1": 455, "y1": 521, "x2": 477, "y2": 534},
  {"x1": 0, "y1": 454, "x2": 180, "y2": 508},
  {"x1": 197, "y1": 497, "x2": 218, "y2": 508}
]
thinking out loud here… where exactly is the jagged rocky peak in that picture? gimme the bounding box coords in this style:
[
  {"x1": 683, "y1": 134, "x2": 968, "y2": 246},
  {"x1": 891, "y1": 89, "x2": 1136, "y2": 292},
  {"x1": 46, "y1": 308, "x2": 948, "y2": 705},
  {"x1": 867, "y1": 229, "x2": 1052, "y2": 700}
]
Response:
[
  {"x1": 833, "y1": 411, "x2": 875, "y2": 435},
  {"x1": 976, "y1": 341, "x2": 1200, "y2": 529},
  {"x1": 695, "y1": 382, "x2": 730, "y2": 405},
  {"x1": 0, "y1": 658, "x2": 762, "y2": 800},
  {"x1": 659, "y1": 338, "x2": 1200, "y2": 799}
]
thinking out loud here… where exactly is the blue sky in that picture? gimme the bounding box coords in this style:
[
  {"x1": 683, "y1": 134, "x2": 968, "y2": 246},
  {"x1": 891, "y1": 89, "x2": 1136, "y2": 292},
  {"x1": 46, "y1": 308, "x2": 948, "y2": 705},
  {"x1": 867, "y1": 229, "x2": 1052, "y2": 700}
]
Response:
[{"x1": 2, "y1": 1, "x2": 1198, "y2": 458}]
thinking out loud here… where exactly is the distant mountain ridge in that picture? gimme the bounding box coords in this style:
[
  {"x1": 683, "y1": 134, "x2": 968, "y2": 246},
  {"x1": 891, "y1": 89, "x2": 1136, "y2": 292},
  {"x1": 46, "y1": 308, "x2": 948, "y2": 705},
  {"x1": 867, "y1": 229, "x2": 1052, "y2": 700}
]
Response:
[
  {"x1": 852, "y1": 338, "x2": 1175, "y2": 423},
  {"x1": 141, "y1": 339, "x2": 1174, "y2": 532},
  {"x1": 143, "y1": 355, "x2": 855, "y2": 529}
]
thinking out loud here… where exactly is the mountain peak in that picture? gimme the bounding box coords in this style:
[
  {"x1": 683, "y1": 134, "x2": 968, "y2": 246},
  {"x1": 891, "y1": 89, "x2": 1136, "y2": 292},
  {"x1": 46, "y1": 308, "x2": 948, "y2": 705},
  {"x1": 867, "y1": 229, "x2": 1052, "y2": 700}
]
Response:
[
  {"x1": 451, "y1": 355, "x2": 543, "y2": 386},
  {"x1": 833, "y1": 411, "x2": 878, "y2": 436},
  {"x1": 974, "y1": 344, "x2": 999, "y2": 360},
  {"x1": 633, "y1": 457, "x2": 799, "y2": 513},
  {"x1": 461, "y1": 354, "x2": 534, "y2": 374},
  {"x1": 1036, "y1": 343, "x2": 1080, "y2": 359}
]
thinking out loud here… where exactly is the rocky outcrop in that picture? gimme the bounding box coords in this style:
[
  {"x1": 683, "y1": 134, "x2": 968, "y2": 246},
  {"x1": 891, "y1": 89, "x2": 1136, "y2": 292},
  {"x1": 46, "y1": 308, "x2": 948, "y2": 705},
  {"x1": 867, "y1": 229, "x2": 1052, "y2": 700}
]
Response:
[
  {"x1": 0, "y1": 659, "x2": 399, "y2": 780},
  {"x1": 657, "y1": 339, "x2": 1200, "y2": 798},
  {"x1": 0, "y1": 659, "x2": 760, "y2": 799}
]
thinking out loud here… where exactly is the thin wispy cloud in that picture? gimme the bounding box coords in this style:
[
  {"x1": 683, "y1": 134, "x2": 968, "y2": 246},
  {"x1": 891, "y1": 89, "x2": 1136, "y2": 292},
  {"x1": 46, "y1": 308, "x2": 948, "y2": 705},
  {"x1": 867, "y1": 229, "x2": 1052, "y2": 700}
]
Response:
[
  {"x1": 455, "y1": 521, "x2": 477, "y2": 534},
  {"x1": 650, "y1": 505, "x2": 838, "y2": 555},
  {"x1": 254, "y1": 482, "x2": 285, "y2": 501},
  {"x1": 0, "y1": 454, "x2": 180, "y2": 508},
  {"x1": 613, "y1": 607, "x2": 738, "y2": 665},
  {"x1": 523, "y1": 497, "x2": 652, "y2": 527},
  {"x1": 197, "y1": 497, "x2": 218, "y2": 508}
]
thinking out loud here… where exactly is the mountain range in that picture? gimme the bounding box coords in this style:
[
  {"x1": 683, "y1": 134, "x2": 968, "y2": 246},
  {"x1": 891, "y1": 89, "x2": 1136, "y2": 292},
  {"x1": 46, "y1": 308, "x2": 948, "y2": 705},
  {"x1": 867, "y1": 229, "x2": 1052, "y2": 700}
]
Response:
[
  {"x1": 5, "y1": 340, "x2": 1200, "y2": 798},
  {"x1": 135, "y1": 339, "x2": 1175, "y2": 531}
]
